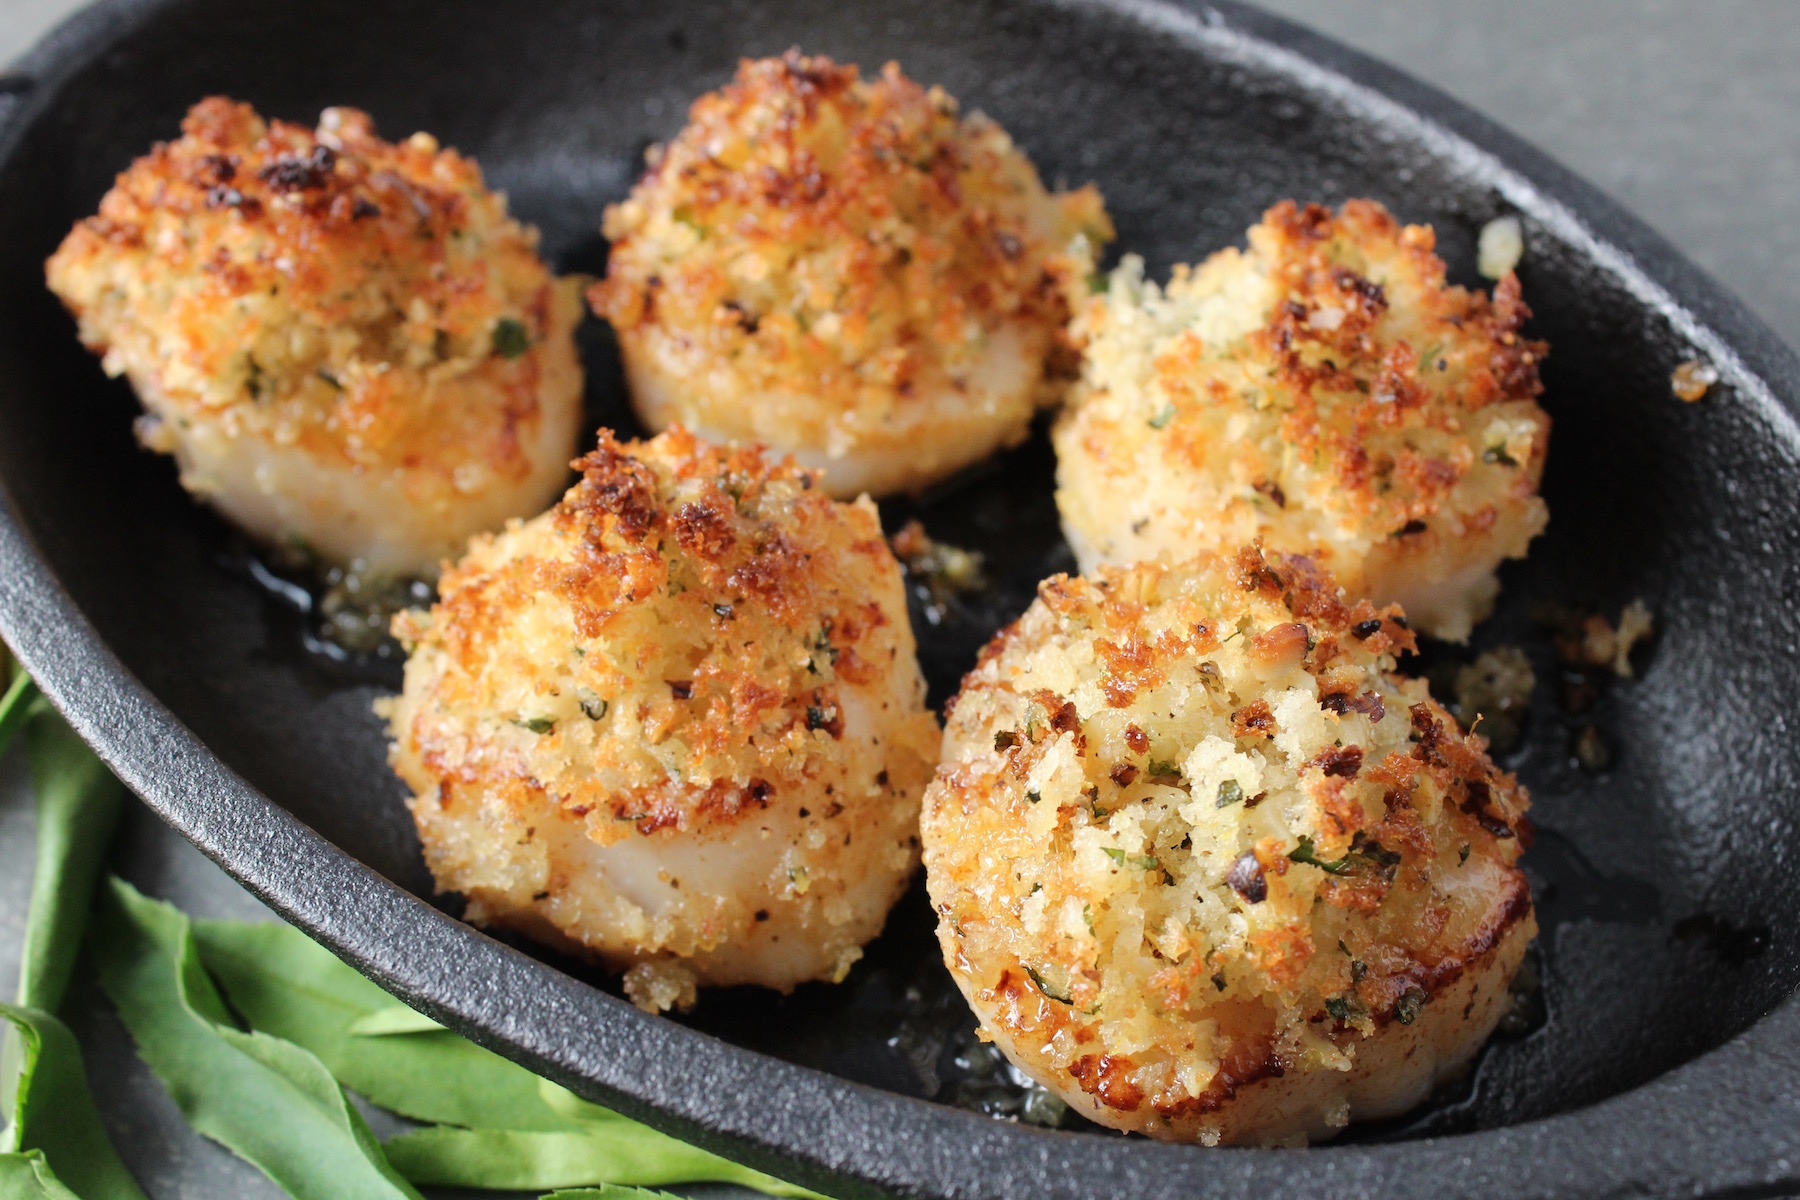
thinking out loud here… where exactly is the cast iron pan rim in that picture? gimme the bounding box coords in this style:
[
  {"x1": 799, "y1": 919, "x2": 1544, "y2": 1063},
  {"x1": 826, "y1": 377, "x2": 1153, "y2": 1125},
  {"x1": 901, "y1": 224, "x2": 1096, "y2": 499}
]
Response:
[{"x1": 2, "y1": 2, "x2": 1798, "y2": 1197}]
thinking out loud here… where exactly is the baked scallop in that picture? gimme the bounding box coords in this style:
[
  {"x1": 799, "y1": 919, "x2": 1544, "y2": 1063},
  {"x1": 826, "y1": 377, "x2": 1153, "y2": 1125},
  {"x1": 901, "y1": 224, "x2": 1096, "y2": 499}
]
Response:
[
  {"x1": 384, "y1": 427, "x2": 940, "y2": 1011},
  {"x1": 920, "y1": 546, "x2": 1534, "y2": 1144},
  {"x1": 45, "y1": 97, "x2": 584, "y2": 578},
  {"x1": 1053, "y1": 200, "x2": 1550, "y2": 641},
  {"x1": 591, "y1": 51, "x2": 1112, "y2": 499}
]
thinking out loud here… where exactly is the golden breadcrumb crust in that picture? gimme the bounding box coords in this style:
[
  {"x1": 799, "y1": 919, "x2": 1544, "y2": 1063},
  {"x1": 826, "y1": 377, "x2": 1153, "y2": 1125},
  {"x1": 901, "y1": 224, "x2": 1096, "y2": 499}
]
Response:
[
  {"x1": 921, "y1": 546, "x2": 1534, "y2": 1143},
  {"x1": 1054, "y1": 200, "x2": 1550, "y2": 641},
  {"x1": 385, "y1": 428, "x2": 941, "y2": 1005},
  {"x1": 45, "y1": 97, "x2": 582, "y2": 575},
  {"x1": 593, "y1": 51, "x2": 1112, "y2": 497}
]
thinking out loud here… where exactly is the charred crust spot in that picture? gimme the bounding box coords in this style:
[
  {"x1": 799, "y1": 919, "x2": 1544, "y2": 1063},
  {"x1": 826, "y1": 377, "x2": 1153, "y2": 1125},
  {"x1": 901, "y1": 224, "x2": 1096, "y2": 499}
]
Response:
[
  {"x1": 1410, "y1": 703, "x2": 1447, "y2": 764},
  {"x1": 258, "y1": 144, "x2": 338, "y2": 192},
  {"x1": 1232, "y1": 544, "x2": 1286, "y2": 596},
  {"x1": 720, "y1": 298, "x2": 761, "y2": 334},
  {"x1": 668, "y1": 680, "x2": 694, "y2": 700},
  {"x1": 1110, "y1": 763, "x2": 1139, "y2": 787},
  {"x1": 1069, "y1": 1054, "x2": 1144, "y2": 1112},
  {"x1": 1226, "y1": 851, "x2": 1268, "y2": 903},
  {"x1": 1460, "y1": 778, "x2": 1516, "y2": 838},
  {"x1": 205, "y1": 185, "x2": 249, "y2": 210},
  {"x1": 1312, "y1": 744, "x2": 1364, "y2": 778},
  {"x1": 1249, "y1": 622, "x2": 1311, "y2": 671},
  {"x1": 673, "y1": 499, "x2": 737, "y2": 559},
  {"x1": 1125, "y1": 724, "x2": 1149, "y2": 754},
  {"x1": 806, "y1": 691, "x2": 845, "y2": 738},
  {"x1": 565, "y1": 437, "x2": 663, "y2": 541},
  {"x1": 1231, "y1": 700, "x2": 1275, "y2": 739}
]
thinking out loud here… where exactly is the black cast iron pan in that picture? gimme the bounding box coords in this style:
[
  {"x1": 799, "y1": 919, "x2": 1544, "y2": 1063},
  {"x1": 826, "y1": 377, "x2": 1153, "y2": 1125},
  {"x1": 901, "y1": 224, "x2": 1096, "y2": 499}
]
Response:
[{"x1": 2, "y1": 1, "x2": 1799, "y2": 1196}]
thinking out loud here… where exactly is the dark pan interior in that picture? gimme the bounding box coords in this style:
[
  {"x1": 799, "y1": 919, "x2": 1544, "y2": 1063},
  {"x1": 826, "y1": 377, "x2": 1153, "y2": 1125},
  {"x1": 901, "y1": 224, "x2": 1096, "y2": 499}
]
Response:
[{"x1": 2, "y1": 0, "x2": 1799, "y2": 1179}]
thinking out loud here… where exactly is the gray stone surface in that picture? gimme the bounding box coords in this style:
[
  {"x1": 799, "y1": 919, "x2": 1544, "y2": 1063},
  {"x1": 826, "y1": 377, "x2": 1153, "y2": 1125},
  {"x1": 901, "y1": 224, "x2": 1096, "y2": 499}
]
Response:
[{"x1": 0, "y1": 0, "x2": 1795, "y2": 1195}]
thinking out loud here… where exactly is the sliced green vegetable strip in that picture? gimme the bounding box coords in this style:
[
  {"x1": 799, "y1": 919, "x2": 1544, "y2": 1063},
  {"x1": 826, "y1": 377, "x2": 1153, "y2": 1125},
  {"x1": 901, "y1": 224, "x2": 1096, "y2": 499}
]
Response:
[
  {"x1": 194, "y1": 918, "x2": 825, "y2": 1197},
  {"x1": 194, "y1": 919, "x2": 596, "y2": 1132},
  {"x1": 91, "y1": 879, "x2": 423, "y2": 1200},
  {"x1": 542, "y1": 1186, "x2": 683, "y2": 1200},
  {"x1": 383, "y1": 1127, "x2": 819, "y2": 1197},
  {"x1": 0, "y1": 1150, "x2": 82, "y2": 1199},
  {"x1": 0, "y1": 673, "x2": 40, "y2": 766},
  {"x1": 0, "y1": 1005, "x2": 143, "y2": 1200},
  {"x1": 19, "y1": 713, "x2": 127, "y2": 1015}
]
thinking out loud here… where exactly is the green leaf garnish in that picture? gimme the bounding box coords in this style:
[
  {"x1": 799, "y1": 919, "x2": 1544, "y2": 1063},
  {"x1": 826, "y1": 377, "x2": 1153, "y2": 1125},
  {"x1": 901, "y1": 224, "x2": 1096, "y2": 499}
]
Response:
[
  {"x1": 3, "y1": 668, "x2": 825, "y2": 1200},
  {"x1": 492, "y1": 318, "x2": 531, "y2": 359},
  {"x1": 1215, "y1": 779, "x2": 1244, "y2": 808},
  {"x1": 17, "y1": 711, "x2": 128, "y2": 1017},
  {"x1": 194, "y1": 918, "x2": 606, "y2": 1132},
  {"x1": 1101, "y1": 847, "x2": 1159, "y2": 870},
  {"x1": 514, "y1": 716, "x2": 556, "y2": 734},
  {"x1": 1147, "y1": 405, "x2": 1176, "y2": 430},
  {"x1": 91, "y1": 878, "x2": 426, "y2": 1199},
  {"x1": 545, "y1": 1187, "x2": 687, "y2": 1200},
  {"x1": 0, "y1": 695, "x2": 144, "y2": 1199},
  {"x1": 385, "y1": 1127, "x2": 822, "y2": 1195},
  {"x1": 1288, "y1": 834, "x2": 1355, "y2": 875},
  {"x1": 0, "y1": 670, "x2": 44, "y2": 765},
  {"x1": 1022, "y1": 965, "x2": 1073, "y2": 1005},
  {"x1": 0, "y1": 1151, "x2": 82, "y2": 1199},
  {"x1": 0, "y1": 1003, "x2": 146, "y2": 1199}
]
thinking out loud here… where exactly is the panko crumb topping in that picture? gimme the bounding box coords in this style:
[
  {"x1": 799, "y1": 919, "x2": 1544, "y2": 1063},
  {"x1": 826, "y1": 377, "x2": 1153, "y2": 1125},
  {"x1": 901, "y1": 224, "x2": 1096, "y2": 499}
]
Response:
[
  {"x1": 45, "y1": 97, "x2": 583, "y2": 574},
  {"x1": 1054, "y1": 199, "x2": 1552, "y2": 641},
  {"x1": 922, "y1": 546, "x2": 1534, "y2": 1143},
  {"x1": 593, "y1": 51, "x2": 1112, "y2": 497},
  {"x1": 386, "y1": 428, "x2": 940, "y2": 1004}
]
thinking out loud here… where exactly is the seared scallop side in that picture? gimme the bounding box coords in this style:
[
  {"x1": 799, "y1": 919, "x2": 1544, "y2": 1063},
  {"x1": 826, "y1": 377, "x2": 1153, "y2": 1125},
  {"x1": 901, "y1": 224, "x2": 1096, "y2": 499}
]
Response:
[
  {"x1": 591, "y1": 50, "x2": 1112, "y2": 499},
  {"x1": 383, "y1": 427, "x2": 941, "y2": 1011},
  {"x1": 921, "y1": 547, "x2": 1534, "y2": 1144},
  {"x1": 45, "y1": 97, "x2": 584, "y2": 578},
  {"x1": 1054, "y1": 199, "x2": 1550, "y2": 641}
]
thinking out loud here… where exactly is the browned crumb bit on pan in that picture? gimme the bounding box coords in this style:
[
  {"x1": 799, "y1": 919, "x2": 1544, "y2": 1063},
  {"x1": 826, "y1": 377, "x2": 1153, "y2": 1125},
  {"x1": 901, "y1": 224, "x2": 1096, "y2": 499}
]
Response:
[{"x1": 1671, "y1": 358, "x2": 1719, "y2": 403}]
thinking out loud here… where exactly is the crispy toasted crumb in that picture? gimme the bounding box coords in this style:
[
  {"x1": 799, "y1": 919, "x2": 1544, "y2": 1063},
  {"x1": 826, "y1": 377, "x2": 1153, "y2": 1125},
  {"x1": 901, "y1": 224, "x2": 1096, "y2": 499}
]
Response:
[
  {"x1": 1054, "y1": 200, "x2": 1551, "y2": 641},
  {"x1": 920, "y1": 547, "x2": 1534, "y2": 1144},
  {"x1": 385, "y1": 427, "x2": 941, "y2": 1007},
  {"x1": 1671, "y1": 359, "x2": 1718, "y2": 403},
  {"x1": 592, "y1": 51, "x2": 1112, "y2": 499},
  {"x1": 45, "y1": 98, "x2": 584, "y2": 576}
]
